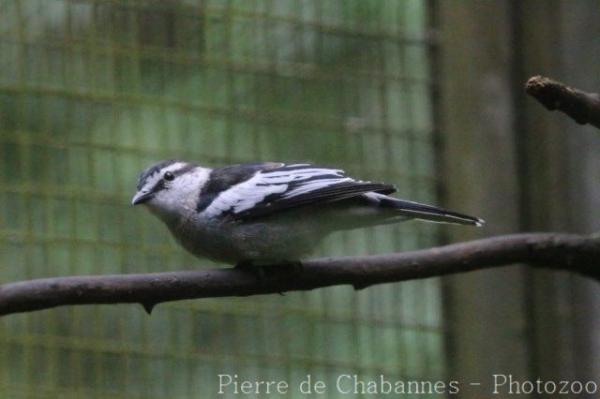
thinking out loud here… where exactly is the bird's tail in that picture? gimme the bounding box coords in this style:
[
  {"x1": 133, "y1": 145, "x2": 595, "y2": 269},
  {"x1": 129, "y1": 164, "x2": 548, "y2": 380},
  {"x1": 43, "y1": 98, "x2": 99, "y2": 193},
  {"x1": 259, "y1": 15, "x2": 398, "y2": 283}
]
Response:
[{"x1": 369, "y1": 193, "x2": 485, "y2": 226}]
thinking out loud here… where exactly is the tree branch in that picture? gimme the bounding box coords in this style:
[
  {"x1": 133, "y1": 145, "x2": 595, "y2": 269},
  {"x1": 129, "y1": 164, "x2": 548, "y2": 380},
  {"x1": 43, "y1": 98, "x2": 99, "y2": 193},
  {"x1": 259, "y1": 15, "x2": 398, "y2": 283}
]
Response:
[
  {"x1": 1, "y1": 233, "x2": 598, "y2": 316},
  {"x1": 525, "y1": 75, "x2": 600, "y2": 130}
]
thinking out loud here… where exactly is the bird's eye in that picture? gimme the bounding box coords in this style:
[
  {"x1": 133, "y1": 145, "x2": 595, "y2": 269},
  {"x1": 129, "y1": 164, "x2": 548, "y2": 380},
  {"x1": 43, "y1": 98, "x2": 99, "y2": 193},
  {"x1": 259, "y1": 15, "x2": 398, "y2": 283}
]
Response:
[{"x1": 163, "y1": 171, "x2": 175, "y2": 181}]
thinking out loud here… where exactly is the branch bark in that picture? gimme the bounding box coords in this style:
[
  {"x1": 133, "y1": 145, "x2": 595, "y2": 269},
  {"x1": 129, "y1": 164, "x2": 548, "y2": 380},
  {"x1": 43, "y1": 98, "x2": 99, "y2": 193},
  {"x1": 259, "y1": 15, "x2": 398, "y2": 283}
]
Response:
[
  {"x1": 0, "y1": 233, "x2": 598, "y2": 316},
  {"x1": 525, "y1": 75, "x2": 600, "y2": 130}
]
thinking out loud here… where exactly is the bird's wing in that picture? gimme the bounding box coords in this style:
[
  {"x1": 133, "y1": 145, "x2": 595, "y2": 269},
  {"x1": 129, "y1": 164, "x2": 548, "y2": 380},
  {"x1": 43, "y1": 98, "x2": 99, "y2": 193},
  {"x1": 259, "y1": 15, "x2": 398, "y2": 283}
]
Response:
[{"x1": 199, "y1": 163, "x2": 395, "y2": 219}]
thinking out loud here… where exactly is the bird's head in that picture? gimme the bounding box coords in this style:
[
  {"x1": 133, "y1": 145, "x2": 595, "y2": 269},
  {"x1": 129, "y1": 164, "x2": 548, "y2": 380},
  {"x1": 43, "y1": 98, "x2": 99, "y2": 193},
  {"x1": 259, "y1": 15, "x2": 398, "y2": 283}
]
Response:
[{"x1": 132, "y1": 160, "x2": 208, "y2": 221}]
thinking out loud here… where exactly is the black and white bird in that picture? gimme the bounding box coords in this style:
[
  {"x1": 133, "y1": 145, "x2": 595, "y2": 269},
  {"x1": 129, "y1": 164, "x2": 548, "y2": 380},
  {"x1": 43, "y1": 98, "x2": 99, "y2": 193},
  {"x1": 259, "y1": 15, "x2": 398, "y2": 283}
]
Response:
[{"x1": 132, "y1": 160, "x2": 484, "y2": 266}]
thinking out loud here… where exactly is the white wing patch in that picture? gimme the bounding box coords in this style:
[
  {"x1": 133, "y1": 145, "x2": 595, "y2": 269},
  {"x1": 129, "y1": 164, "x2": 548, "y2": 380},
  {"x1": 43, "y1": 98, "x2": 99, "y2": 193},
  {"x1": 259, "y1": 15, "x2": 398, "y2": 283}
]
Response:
[
  {"x1": 201, "y1": 165, "x2": 353, "y2": 218},
  {"x1": 202, "y1": 172, "x2": 286, "y2": 218},
  {"x1": 282, "y1": 177, "x2": 352, "y2": 198}
]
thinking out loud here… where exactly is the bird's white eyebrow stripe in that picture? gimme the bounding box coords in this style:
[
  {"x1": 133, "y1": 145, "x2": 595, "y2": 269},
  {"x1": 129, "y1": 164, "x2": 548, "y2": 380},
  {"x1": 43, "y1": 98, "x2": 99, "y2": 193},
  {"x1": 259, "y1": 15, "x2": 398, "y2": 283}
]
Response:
[
  {"x1": 136, "y1": 159, "x2": 178, "y2": 190},
  {"x1": 139, "y1": 162, "x2": 196, "y2": 195},
  {"x1": 171, "y1": 163, "x2": 198, "y2": 178}
]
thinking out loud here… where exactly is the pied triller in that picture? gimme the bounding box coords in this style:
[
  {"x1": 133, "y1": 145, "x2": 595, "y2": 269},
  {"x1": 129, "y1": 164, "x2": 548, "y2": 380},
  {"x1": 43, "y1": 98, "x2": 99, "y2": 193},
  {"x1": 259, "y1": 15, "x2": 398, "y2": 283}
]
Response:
[{"x1": 131, "y1": 160, "x2": 484, "y2": 266}]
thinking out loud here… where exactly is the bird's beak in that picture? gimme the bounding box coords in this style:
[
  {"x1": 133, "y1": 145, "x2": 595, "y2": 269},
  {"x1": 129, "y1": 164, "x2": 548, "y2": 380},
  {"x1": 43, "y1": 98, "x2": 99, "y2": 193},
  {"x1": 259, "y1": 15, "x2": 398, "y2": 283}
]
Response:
[{"x1": 131, "y1": 190, "x2": 154, "y2": 205}]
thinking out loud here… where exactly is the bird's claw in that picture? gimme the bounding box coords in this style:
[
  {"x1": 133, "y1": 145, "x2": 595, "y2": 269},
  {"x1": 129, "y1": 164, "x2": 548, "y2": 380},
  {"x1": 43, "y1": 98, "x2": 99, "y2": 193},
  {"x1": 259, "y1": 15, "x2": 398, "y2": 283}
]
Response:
[
  {"x1": 235, "y1": 261, "x2": 267, "y2": 285},
  {"x1": 234, "y1": 260, "x2": 303, "y2": 295}
]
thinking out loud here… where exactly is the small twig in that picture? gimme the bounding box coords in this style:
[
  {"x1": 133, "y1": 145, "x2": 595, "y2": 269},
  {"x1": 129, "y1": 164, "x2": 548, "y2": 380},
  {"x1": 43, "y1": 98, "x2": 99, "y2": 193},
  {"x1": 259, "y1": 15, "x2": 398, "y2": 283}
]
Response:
[
  {"x1": 525, "y1": 75, "x2": 600, "y2": 130},
  {"x1": 0, "y1": 233, "x2": 598, "y2": 316}
]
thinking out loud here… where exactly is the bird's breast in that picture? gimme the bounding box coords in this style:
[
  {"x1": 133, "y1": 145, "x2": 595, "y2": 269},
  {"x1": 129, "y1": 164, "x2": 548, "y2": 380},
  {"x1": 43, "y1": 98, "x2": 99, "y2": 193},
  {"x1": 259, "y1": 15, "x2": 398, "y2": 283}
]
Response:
[{"x1": 169, "y1": 216, "x2": 324, "y2": 265}]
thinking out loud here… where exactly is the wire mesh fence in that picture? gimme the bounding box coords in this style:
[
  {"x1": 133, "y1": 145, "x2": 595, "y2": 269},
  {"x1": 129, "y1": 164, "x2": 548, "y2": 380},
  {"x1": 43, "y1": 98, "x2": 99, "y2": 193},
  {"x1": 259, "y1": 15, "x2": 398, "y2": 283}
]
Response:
[{"x1": 0, "y1": 0, "x2": 443, "y2": 397}]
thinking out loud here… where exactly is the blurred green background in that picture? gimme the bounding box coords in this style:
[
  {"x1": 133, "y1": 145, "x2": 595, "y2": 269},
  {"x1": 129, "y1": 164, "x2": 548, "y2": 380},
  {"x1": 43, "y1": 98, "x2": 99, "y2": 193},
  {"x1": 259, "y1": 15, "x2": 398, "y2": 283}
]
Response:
[{"x1": 0, "y1": 1, "x2": 444, "y2": 398}]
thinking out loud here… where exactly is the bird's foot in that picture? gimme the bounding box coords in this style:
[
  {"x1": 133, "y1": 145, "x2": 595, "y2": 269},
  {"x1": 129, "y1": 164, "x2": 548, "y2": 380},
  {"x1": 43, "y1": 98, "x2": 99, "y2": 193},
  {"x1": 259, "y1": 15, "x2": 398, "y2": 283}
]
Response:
[
  {"x1": 235, "y1": 261, "x2": 267, "y2": 285},
  {"x1": 277, "y1": 260, "x2": 304, "y2": 275},
  {"x1": 234, "y1": 260, "x2": 303, "y2": 295}
]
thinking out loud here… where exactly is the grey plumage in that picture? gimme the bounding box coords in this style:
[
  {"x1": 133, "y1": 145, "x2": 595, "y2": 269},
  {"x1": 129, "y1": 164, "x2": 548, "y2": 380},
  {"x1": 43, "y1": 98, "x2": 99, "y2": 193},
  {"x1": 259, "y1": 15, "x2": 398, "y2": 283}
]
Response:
[{"x1": 132, "y1": 160, "x2": 484, "y2": 265}]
